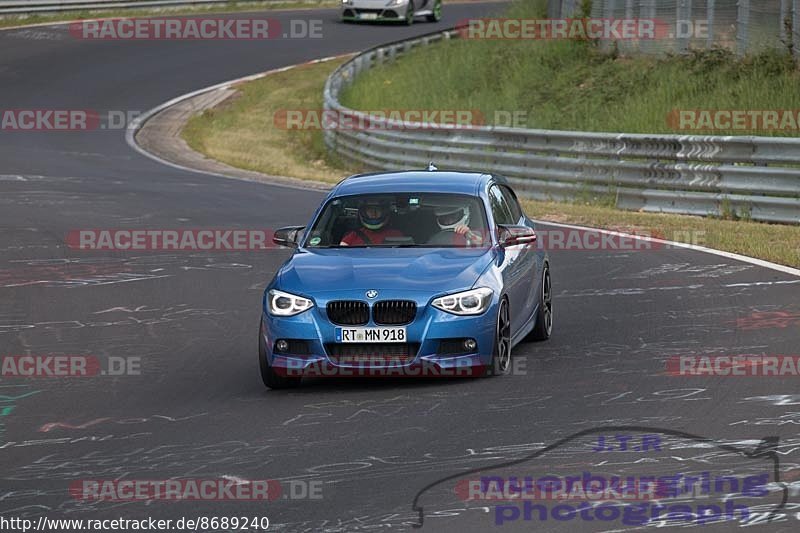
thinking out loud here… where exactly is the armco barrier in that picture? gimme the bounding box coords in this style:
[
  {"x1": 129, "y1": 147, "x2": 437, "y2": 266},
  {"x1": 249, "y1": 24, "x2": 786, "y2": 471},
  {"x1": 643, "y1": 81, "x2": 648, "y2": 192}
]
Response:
[
  {"x1": 322, "y1": 29, "x2": 800, "y2": 224},
  {"x1": 0, "y1": 0, "x2": 275, "y2": 15}
]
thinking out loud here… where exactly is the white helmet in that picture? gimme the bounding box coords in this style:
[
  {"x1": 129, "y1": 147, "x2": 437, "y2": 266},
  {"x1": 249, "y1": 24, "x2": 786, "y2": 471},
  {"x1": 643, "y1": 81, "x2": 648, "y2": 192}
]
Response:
[{"x1": 435, "y1": 205, "x2": 470, "y2": 231}]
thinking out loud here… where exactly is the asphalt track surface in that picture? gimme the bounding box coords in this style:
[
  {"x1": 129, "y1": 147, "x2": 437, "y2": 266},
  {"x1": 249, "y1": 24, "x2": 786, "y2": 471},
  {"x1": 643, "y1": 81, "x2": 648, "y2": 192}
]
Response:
[{"x1": 1, "y1": 4, "x2": 799, "y2": 532}]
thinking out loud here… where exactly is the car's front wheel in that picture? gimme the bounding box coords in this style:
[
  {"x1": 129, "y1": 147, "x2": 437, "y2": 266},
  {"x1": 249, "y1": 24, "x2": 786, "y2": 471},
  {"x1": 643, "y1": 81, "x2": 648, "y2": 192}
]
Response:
[
  {"x1": 529, "y1": 264, "x2": 553, "y2": 341},
  {"x1": 488, "y1": 298, "x2": 511, "y2": 376},
  {"x1": 259, "y1": 322, "x2": 301, "y2": 389},
  {"x1": 426, "y1": 0, "x2": 442, "y2": 22}
]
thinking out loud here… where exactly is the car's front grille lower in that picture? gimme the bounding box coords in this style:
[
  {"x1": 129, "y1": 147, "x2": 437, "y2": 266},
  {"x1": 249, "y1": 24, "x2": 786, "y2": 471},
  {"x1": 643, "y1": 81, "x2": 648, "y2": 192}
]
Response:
[
  {"x1": 325, "y1": 343, "x2": 419, "y2": 363},
  {"x1": 373, "y1": 300, "x2": 416, "y2": 325},
  {"x1": 327, "y1": 301, "x2": 369, "y2": 326}
]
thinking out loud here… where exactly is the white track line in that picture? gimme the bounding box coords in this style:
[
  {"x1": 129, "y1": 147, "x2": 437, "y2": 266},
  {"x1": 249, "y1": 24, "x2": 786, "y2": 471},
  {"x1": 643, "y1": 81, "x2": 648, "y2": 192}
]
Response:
[
  {"x1": 124, "y1": 54, "x2": 351, "y2": 191},
  {"x1": 533, "y1": 219, "x2": 800, "y2": 277}
]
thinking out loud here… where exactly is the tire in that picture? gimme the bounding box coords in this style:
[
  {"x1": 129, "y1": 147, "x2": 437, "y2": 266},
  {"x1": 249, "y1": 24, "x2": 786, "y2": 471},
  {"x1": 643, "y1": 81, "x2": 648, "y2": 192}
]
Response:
[
  {"x1": 426, "y1": 0, "x2": 442, "y2": 22},
  {"x1": 259, "y1": 322, "x2": 301, "y2": 389},
  {"x1": 529, "y1": 264, "x2": 553, "y2": 341},
  {"x1": 404, "y1": 1, "x2": 415, "y2": 25},
  {"x1": 488, "y1": 298, "x2": 511, "y2": 376}
]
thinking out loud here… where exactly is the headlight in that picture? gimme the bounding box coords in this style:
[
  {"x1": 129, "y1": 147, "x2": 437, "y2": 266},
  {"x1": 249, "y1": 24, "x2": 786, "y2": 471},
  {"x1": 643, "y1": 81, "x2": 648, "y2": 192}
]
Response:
[
  {"x1": 386, "y1": 0, "x2": 406, "y2": 5},
  {"x1": 432, "y1": 287, "x2": 493, "y2": 316},
  {"x1": 268, "y1": 289, "x2": 314, "y2": 317}
]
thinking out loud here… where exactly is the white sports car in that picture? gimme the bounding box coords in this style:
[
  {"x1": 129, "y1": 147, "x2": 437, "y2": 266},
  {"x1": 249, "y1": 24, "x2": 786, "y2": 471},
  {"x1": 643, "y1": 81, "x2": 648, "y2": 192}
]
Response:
[{"x1": 341, "y1": 0, "x2": 442, "y2": 25}]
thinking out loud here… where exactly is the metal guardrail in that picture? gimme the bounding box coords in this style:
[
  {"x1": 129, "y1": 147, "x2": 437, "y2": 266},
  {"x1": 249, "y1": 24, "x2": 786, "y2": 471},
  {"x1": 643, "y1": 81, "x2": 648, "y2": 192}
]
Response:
[
  {"x1": 323, "y1": 29, "x2": 800, "y2": 224},
  {"x1": 0, "y1": 0, "x2": 274, "y2": 15}
]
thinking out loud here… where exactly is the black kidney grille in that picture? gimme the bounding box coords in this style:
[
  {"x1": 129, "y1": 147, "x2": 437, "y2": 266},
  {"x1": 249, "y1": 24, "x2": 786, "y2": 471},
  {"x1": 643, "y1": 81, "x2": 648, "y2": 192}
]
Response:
[
  {"x1": 326, "y1": 301, "x2": 369, "y2": 326},
  {"x1": 373, "y1": 300, "x2": 417, "y2": 325},
  {"x1": 325, "y1": 343, "x2": 419, "y2": 363}
]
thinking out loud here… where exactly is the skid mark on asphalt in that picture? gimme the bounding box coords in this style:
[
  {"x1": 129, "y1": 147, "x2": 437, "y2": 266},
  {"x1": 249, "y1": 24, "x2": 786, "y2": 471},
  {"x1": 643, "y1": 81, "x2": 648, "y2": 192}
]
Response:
[
  {"x1": 560, "y1": 279, "x2": 800, "y2": 298},
  {"x1": 616, "y1": 263, "x2": 754, "y2": 279}
]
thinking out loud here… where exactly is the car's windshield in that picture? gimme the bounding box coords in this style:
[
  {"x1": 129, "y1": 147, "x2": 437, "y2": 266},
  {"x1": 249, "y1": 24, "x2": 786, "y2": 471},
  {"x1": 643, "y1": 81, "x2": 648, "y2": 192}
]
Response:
[{"x1": 304, "y1": 193, "x2": 489, "y2": 248}]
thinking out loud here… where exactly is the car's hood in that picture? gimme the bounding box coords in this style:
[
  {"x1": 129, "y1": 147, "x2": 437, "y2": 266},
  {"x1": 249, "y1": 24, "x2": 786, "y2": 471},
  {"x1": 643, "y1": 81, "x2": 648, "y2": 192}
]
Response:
[{"x1": 278, "y1": 248, "x2": 494, "y2": 295}]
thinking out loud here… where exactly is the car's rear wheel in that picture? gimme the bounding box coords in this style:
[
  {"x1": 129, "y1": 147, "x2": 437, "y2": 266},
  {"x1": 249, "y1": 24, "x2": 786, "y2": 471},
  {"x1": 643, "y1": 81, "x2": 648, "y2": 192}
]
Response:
[
  {"x1": 259, "y1": 322, "x2": 301, "y2": 389},
  {"x1": 488, "y1": 298, "x2": 511, "y2": 376},
  {"x1": 529, "y1": 265, "x2": 553, "y2": 341},
  {"x1": 426, "y1": 0, "x2": 442, "y2": 22},
  {"x1": 404, "y1": 1, "x2": 415, "y2": 25}
]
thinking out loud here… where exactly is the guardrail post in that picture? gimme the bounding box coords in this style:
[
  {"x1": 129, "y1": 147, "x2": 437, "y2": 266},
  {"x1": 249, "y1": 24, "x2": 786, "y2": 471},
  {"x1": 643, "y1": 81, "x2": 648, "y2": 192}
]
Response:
[
  {"x1": 737, "y1": 0, "x2": 750, "y2": 57},
  {"x1": 794, "y1": 0, "x2": 800, "y2": 61},
  {"x1": 706, "y1": 0, "x2": 715, "y2": 49},
  {"x1": 604, "y1": 0, "x2": 617, "y2": 19},
  {"x1": 677, "y1": 0, "x2": 692, "y2": 53},
  {"x1": 640, "y1": 0, "x2": 657, "y2": 54},
  {"x1": 602, "y1": 0, "x2": 617, "y2": 54},
  {"x1": 781, "y1": 0, "x2": 789, "y2": 45}
]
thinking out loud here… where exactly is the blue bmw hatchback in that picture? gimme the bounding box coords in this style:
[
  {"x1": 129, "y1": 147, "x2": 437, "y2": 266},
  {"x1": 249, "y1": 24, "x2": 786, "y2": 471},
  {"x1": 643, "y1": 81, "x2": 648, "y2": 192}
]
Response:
[{"x1": 259, "y1": 170, "x2": 552, "y2": 388}]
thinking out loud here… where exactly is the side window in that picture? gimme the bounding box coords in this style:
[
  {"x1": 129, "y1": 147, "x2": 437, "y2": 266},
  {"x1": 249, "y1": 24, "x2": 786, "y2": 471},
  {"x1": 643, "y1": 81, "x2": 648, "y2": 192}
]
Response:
[
  {"x1": 499, "y1": 185, "x2": 523, "y2": 223},
  {"x1": 488, "y1": 185, "x2": 514, "y2": 226}
]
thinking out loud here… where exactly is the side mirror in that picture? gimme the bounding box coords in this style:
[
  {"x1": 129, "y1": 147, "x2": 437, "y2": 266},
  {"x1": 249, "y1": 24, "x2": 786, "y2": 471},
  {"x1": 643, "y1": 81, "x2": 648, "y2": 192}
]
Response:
[
  {"x1": 497, "y1": 225, "x2": 537, "y2": 247},
  {"x1": 273, "y1": 226, "x2": 305, "y2": 248}
]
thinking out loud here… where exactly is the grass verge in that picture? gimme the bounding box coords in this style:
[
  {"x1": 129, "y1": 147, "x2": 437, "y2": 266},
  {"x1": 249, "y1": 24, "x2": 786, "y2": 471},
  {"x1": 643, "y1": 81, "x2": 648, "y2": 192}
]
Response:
[
  {"x1": 179, "y1": 26, "x2": 799, "y2": 267},
  {"x1": 0, "y1": 1, "x2": 337, "y2": 30},
  {"x1": 182, "y1": 56, "x2": 353, "y2": 184},
  {"x1": 340, "y1": 0, "x2": 800, "y2": 136}
]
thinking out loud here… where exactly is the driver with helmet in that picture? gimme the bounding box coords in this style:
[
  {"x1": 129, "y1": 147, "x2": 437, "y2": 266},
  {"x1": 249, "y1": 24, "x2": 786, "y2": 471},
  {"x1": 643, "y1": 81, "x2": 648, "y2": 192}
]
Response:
[
  {"x1": 340, "y1": 199, "x2": 405, "y2": 246},
  {"x1": 427, "y1": 204, "x2": 484, "y2": 246}
]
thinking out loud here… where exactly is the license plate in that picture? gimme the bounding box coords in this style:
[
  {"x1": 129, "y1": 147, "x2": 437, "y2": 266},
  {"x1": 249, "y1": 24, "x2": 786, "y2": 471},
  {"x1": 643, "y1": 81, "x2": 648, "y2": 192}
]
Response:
[
  {"x1": 359, "y1": 13, "x2": 379, "y2": 20},
  {"x1": 335, "y1": 327, "x2": 406, "y2": 343}
]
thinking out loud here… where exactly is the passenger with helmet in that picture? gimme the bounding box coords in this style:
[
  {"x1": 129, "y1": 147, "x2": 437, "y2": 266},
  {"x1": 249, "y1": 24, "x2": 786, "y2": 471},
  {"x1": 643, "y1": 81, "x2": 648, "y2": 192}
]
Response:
[
  {"x1": 427, "y1": 204, "x2": 485, "y2": 246},
  {"x1": 339, "y1": 199, "x2": 405, "y2": 246}
]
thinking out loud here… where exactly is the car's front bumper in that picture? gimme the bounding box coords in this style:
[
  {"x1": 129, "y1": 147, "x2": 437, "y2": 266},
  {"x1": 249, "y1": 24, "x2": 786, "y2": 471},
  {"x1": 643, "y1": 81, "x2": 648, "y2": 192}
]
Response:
[
  {"x1": 261, "y1": 289, "x2": 498, "y2": 378},
  {"x1": 341, "y1": 1, "x2": 409, "y2": 22}
]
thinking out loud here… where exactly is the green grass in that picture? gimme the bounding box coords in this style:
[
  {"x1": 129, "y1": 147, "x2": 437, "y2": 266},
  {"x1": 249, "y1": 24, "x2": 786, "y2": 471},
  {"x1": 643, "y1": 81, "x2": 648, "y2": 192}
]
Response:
[
  {"x1": 340, "y1": 0, "x2": 800, "y2": 136},
  {"x1": 0, "y1": 1, "x2": 337, "y2": 30}
]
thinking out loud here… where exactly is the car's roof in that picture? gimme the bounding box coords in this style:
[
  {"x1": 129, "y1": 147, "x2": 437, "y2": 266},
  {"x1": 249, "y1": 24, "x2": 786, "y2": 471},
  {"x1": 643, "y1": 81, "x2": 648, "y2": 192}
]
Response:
[{"x1": 332, "y1": 171, "x2": 495, "y2": 197}]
